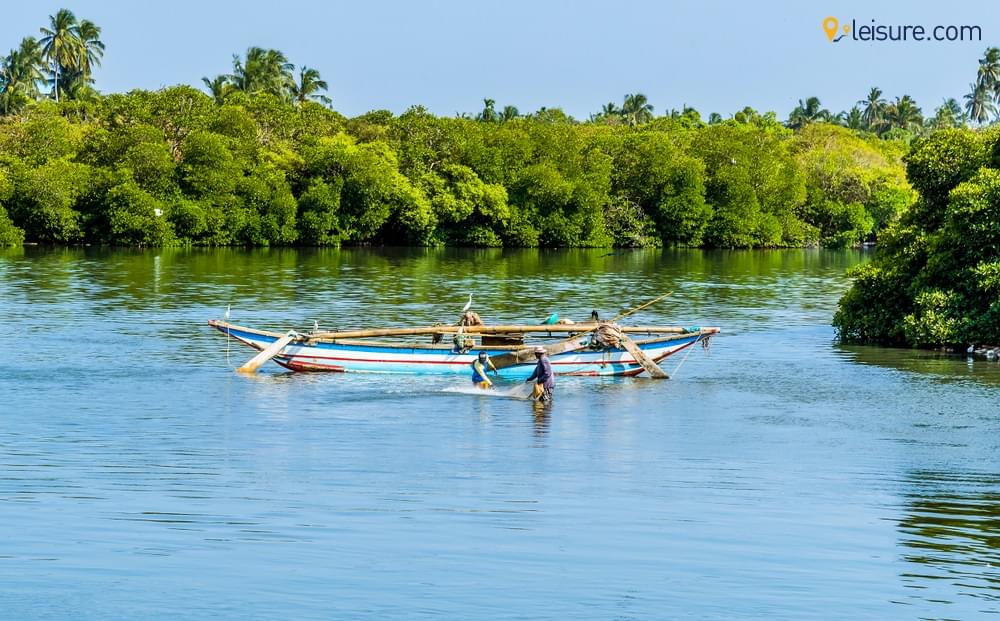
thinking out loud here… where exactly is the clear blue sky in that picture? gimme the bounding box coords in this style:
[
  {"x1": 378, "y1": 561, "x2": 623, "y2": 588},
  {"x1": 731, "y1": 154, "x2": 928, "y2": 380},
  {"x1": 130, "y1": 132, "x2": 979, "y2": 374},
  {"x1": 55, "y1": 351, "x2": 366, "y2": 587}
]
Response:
[{"x1": 2, "y1": 0, "x2": 997, "y2": 119}]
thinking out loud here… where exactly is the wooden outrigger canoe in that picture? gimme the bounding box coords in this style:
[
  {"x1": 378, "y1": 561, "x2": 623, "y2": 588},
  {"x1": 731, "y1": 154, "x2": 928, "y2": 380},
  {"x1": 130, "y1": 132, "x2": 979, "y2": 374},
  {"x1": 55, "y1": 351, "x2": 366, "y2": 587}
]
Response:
[{"x1": 208, "y1": 319, "x2": 720, "y2": 378}]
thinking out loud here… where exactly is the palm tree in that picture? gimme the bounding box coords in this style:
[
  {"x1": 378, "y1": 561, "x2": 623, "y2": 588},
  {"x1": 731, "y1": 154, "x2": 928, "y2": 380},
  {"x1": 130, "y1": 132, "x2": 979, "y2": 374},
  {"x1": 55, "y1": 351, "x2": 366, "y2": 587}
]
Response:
[
  {"x1": 0, "y1": 37, "x2": 45, "y2": 114},
  {"x1": 229, "y1": 47, "x2": 295, "y2": 98},
  {"x1": 477, "y1": 98, "x2": 497, "y2": 122},
  {"x1": 621, "y1": 93, "x2": 653, "y2": 126},
  {"x1": 3, "y1": 38, "x2": 44, "y2": 94},
  {"x1": 965, "y1": 83, "x2": 996, "y2": 125},
  {"x1": 55, "y1": 19, "x2": 103, "y2": 98},
  {"x1": 944, "y1": 97, "x2": 963, "y2": 121},
  {"x1": 787, "y1": 97, "x2": 830, "y2": 129},
  {"x1": 946, "y1": 98, "x2": 965, "y2": 127},
  {"x1": 858, "y1": 87, "x2": 886, "y2": 132},
  {"x1": 75, "y1": 20, "x2": 104, "y2": 83},
  {"x1": 38, "y1": 9, "x2": 81, "y2": 102},
  {"x1": 840, "y1": 106, "x2": 864, "y2": 130},
  {"x1": 885, "y1": 95, "x2": 923, "y2": 132},
  {"x1": 201, "y1": 75, "x2": 231, "y2": 104},
  {"x1": 590, "y1": 102, "x2": 621, "y2": 125},
  {"x1": 977, "y1": 47, "x2": 1000, "y2": 101},
  {"x1": 930, "y1": 98, "x2": 965, "y2": 129},
  {"x1": 708, "y1": 112, "x2": 723, "y2": 124},
  {"x1": 499, "y1": 105, "x2": 519, "y2": 122},
  {"x1": 290, "y1": 66, "x2": 330, "y2": 104}
]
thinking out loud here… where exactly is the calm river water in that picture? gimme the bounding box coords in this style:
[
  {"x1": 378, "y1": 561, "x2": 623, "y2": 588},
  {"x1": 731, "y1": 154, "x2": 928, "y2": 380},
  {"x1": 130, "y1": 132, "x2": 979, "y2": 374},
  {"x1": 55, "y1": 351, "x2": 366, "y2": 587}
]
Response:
[{"x1": 1, "y1": 246, "x2": 999, "y2": 620}]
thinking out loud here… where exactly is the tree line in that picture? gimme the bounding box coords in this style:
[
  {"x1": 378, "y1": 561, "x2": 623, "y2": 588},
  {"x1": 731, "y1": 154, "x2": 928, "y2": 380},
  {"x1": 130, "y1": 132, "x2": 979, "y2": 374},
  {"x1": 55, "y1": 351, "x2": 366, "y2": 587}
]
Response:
[
  {"x1": 0, "y1": 90, "x2": 914, "y2": 250},
  {"x1": 12, "y1": 8, "x2": 1000, "y2": 251},
  {"x1": 781, "y1": 48, "x2": 1000, "y2": 135}
]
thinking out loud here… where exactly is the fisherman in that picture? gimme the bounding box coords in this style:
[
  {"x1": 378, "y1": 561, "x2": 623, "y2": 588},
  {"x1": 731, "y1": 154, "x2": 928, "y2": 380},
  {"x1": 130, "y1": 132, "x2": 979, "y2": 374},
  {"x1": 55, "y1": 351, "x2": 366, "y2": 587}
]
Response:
[
  {"x1": 525, "y1": 346, "x2": 554, "y2": 401},
  {"x1": 471, "y1": 351, "x2": 497, "y2": 389}
]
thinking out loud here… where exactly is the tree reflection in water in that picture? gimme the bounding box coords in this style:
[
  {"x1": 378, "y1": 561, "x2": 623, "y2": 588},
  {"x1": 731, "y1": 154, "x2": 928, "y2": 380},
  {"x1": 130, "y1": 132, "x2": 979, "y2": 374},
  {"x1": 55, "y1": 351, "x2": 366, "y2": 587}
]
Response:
[{"x1": 899, "y1": 470, "x2": 1000, "y2": 610}]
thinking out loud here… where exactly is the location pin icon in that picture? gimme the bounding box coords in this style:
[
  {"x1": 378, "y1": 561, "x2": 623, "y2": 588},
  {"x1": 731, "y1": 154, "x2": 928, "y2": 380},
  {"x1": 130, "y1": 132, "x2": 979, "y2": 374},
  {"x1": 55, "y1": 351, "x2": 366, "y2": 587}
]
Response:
[{"x1": 823, "y1": 16, "x2": 839, "y2": 41}]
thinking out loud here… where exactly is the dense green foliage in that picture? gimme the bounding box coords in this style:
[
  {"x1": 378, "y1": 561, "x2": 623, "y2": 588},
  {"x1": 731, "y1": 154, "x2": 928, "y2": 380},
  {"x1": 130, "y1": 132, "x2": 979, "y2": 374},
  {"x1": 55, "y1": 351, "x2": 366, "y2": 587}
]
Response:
[
  {"x1": 0, "y1": 90, "x2": 914, "y2": 248},
  {"x1": 834, "y1": 127, "x2": 1000, "y2": 346},
  {"x1": 0, "y1": 7, "x2": 952, "y2": 250}
]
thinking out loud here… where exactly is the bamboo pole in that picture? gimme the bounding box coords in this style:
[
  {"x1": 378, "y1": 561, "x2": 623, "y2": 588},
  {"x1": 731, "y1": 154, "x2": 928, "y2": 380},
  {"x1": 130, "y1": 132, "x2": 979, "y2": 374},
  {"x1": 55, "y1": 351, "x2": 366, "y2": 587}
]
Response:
[
  {"x1": 308, "y1": 323, "x2": 693, "y2": 340},
  {"x1": 237, "y1": 331, "x2": 297, "y2": 374},
  {"x1": 553, "y1": 292, "x2": 675, "y2": 344},
  {"x1": 612, "y1": 291, "x2": 674, "y2": 321},
  {"x1": 619, "y1": 334, "x2": 669, "y2": 379},
  {"x1": 490, "y1": 335, "x2": 592, "y2": 369}
]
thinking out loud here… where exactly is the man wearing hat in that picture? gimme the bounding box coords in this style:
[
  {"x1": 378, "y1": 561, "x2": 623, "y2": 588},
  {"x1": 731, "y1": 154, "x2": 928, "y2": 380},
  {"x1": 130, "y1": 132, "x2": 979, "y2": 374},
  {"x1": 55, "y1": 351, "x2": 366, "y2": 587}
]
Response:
[{"x1": 525, "y1": 346, "x2": 554, "y2": 401}]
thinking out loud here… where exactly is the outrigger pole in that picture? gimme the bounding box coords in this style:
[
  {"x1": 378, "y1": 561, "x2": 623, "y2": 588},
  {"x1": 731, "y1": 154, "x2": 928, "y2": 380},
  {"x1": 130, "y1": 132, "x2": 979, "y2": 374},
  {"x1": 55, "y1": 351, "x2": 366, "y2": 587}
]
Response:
[{"x1": 236, "y1": 331, "x2": 297, "y2": 374}]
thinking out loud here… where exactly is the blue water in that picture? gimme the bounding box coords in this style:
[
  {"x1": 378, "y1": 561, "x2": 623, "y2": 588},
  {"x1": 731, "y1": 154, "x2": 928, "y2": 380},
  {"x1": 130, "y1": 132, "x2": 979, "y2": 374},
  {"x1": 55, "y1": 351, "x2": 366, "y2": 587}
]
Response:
[{"x1": 1, "y1": 247, "x2": 999, "y2": 620}]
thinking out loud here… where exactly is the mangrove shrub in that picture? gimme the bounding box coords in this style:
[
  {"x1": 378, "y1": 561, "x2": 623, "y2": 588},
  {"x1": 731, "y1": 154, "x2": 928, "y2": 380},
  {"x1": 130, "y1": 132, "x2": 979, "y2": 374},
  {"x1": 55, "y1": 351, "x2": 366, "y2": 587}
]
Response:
[{"x1": 834, "y1": 128, "x2": 1000, "y2": 347}]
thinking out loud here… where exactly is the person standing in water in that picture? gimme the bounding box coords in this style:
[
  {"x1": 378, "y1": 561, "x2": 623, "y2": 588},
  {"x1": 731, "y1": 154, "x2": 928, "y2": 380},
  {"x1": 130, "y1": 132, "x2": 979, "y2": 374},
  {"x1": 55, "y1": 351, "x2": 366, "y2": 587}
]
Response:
[
  {"x1": 525, "y1": 346, "x2": 554, "y2": 401},
  {"x1": 471, "y1": 351, "x2": 497, "y2": 389}
]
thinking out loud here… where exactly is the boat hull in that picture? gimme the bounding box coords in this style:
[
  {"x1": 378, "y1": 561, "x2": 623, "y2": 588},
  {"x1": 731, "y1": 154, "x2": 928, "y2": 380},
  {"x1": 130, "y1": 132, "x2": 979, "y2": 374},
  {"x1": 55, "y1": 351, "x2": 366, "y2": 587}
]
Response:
[{"x1": 209, "y1": 320, "x2": 710, "y2": 378}]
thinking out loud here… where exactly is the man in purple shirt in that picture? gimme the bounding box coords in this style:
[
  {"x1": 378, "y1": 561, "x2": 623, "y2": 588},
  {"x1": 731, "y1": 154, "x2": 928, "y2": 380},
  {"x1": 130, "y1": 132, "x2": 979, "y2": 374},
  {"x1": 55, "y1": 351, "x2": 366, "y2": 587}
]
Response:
[{"x1": 525, "y1": 346, "x2": 554, "y2": 401}]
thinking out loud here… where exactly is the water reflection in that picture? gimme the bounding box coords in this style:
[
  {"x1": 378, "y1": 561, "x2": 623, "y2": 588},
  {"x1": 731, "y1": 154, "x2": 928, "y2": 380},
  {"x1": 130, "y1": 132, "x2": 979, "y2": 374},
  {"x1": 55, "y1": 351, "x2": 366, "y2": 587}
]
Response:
[
  {"x1": 837, "y1": 344, "x2": 1000, "y2": 388},
  {"x1": 0, "y1": 245, "x2": 865, "y2": 326},
  {"x1": 532, "y1": 401, "x2": 551, "y2": 438},
  {"x1": 899, "y1": 470, "x2": 1000, "y2": 611}
]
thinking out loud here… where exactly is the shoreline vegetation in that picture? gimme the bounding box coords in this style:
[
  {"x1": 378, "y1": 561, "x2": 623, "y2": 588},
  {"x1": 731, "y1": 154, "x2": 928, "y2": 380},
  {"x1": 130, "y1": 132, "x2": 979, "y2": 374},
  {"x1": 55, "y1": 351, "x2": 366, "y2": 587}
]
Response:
[{"x1": 834, "y1": 127, "x2": 1000, "y2": 349}]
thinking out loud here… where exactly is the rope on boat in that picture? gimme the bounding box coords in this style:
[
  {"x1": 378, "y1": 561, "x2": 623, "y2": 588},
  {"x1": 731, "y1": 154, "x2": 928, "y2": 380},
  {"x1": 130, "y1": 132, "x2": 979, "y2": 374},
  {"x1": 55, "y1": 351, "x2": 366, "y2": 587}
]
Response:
[
  {"x1": 668, "y1": 334, "x2": 712, "y2": 378},
  {"x1": 452, "y1": 311, "x2": 483, "y2": 352},
  {"x1": 591, "y1": 322, "x2": 624, "y2": 349},
  {"x1": 459, "y1": 311, "x2": 483, "y2": 327},
  {"x1": 225, "y1": 304, "x2": 231, "y2": 366}
]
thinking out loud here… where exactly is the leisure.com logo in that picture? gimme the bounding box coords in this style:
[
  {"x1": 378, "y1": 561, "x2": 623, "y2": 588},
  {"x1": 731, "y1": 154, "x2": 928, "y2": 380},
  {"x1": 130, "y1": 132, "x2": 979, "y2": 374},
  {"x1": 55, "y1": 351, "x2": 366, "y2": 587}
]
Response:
[{"x1": 822, "y1": 17, "x2": 981, "y2": 43}]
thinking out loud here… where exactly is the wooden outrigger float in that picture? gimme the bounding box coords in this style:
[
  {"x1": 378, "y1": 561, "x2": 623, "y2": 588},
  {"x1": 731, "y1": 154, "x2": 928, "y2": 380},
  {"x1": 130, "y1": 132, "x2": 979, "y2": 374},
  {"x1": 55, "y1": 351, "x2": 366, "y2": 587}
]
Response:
[{"x1": 209, "y1": 318, "x2": 720, "y2": 379}]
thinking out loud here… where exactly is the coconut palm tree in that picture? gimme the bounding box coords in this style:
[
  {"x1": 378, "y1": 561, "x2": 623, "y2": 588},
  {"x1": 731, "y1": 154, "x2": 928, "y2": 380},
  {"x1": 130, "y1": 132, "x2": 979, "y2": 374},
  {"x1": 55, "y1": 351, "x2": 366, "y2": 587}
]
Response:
[
  {"x1": 965, "y1": 83, "x2": 996, "y2": 125},
  {"x1": 38, "y1": 8, "x2": 81, "y2": 102},
  {"x1": 708, "y1": 112, "x2": 723, "y2": 124},
  {"x1": 885, "y1": 95, "x2": 923, "y2": 132},
  {"x1": 590, "y1": 102, "x2": 621, "y2": 125},
  {"x1": 944, "y1": 97, "x2": 964, "y2": 121},
  {"x1": 201, "y1": 75, "x2": 231, "y2": 104},
  {"x1": 787, "y1": 97, "x2": 830, "y2": 129},
  {"x1": 477, "y1": 98, "x2": 497, "y2": 122},
  {"x1": 0, "y1": 37, "x2": 46, "y2": 114},
  {"x1": 977, "y1": 47, "x2": 1000, "y2": 101},
  {"x1": 858, "y1": 87, "x2": 886, "y2": 132},
  {"x1": 499, "y1": 105, "x2": 519, "y2": 122},
  {"x1": 229, "y1": 47, "x2": 295, "y2": 98},
  {"x1": 290, "y1": 66, "x2": 330, "y2": 104},
  {"x1": 621, "y1": 93, "x2": 653, "y2": 126},
  {"x1": 3, "y1": 38, "x2": 45, "y2": 95},
  {"x1": 930, "y1": 98, "x2": 965, "y2": 129},
  {"x1": 840, "y1": 106, "x2": 865, "y2": 130},
  {"x1": 75, "y1": 19, "x2": 104, "y2": 83}
]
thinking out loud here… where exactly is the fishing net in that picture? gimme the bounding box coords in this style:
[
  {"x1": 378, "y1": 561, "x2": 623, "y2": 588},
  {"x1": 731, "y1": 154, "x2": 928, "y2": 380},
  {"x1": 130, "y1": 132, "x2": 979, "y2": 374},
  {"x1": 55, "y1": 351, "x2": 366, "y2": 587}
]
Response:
[
  {"x1": 592, "y1": 322, "x2": 624, "y2": 349},
  {"x1": 459, "y1": 311, "x2": 483, "y2": 326},
  {"x1": 442, "y1": 382, "x2": 535, "y2": 400}
]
